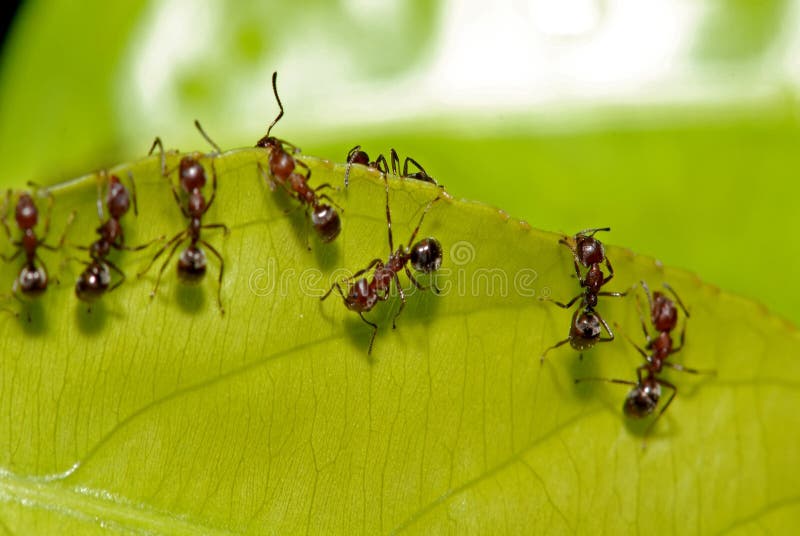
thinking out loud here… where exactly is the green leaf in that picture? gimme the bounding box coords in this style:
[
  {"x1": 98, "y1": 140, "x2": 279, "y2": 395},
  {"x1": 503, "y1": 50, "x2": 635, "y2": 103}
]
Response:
[{"x1": 0, "y1": 150, "x2": 797, "y2": 533}]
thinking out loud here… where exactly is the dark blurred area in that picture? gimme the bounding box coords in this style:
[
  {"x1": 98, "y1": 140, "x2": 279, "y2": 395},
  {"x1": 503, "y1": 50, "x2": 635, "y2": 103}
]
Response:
[{"x1": 0, "y1": 1, "x2": 22, "y2": 51}]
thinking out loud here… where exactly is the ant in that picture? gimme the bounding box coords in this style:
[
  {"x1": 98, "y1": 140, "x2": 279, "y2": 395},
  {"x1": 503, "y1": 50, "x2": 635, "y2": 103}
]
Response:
[
  {"x1": 138, "y1": 120, "x2": 229, "y2": 313},
  {"x1": 575, "y1": 281, "x2": 715, "y2": 443},
  {"x1": 1, "y1": 187, "x2": 71, "y2": 300},
  {"x1": 321, "y1": 175, "x2": 442, "y2": 354},
  {"x1": 344, "y1": 146, "x2": 438, "y2": 188},
  {"x1": 540, "y1": 228, "x2": 626, "y2": 360},
  {"x1": 72, "y1": 171, "x2": 160, "y2": 303},
  {"x1": 255, "y1": 71, "x2": 341, "y2": 244}
]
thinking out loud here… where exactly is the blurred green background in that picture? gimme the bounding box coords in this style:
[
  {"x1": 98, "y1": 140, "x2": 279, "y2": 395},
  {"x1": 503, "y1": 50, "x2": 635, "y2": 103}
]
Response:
[{"x1": 0, "y1": 0, "x2": 798, "y2": 324}]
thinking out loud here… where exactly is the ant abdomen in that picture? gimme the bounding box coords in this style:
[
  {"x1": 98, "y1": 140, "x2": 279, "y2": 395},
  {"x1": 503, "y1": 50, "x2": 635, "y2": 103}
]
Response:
[
  {"x1": 311, "y1": 204, "x2": 341, "y2": 243},
  {"x1": 570, "y1": 311, "x2": 603, "y2": 350},
  {"x1": 410, "y1": 237, "x2": 442, "y2": 273},
  {"x1": 18, "y1": 266, "x2": 47, "y2": 296},
  {"x1": 178, "y1": 246, "x2": 208, "y2": 283},
  {"x1": 623, "y1": 380, "x2": 661, "y2": 418},
  {"x1": 76, "y1": 264, "x2": 111, "y2": 302}
]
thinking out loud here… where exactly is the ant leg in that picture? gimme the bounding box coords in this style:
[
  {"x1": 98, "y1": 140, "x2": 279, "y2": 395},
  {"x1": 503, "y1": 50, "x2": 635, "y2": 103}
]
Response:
[
  {"x1": 597, "y1": 290, "x2": 627, "y2": 298},
  {"x1": 96, "y1": 171, "x2": 106, "y2": 221},
  {"x1": 126, "y1": 170, "x2": 140, "y2": 216},
  {"x1": 405, "y1": 195, "x2": 441, "y2": 247},
  {"x1": 360, "y1": 312, "x2": 379, "y2": 355},
  {"x1": 0, "y1": 248, "x2": 22, "y2": 263},
  {"x1": 615, "y1": 323, "x2": 649, "y2": 359},
  {"x1": 576, "y1": 227, "x2": 611, "y2": 238},
  {"x1": 634, "y1": 291, "x2": 653, "y2": 345},
  {"x1": 390, "y1": 149, "x2": 400, "y2": 176},
  {"x1": 602, "y1": 255, "x2": 616, "y2": 284},
  {"x1": 374, "y1": 154, "x2": 390, "y2": 174},
  {"x1": 200, "y1": 239, "x2": 225, "y2": 314},
  {"x1": 194, "y1": 120, "x2": 222, "y2": 154},
  {"x1": 117, "y1": 233, "x2": 166, "y2": 252},
  {"x1": 40, "y1": 210, "x2": 76, "y2": 250},
  {"x1": 204, "y1": 158, "x2": 219, "y2": 212},
  {"x1": 640, "y1": 280, "x2": 655, "y2": 316},
  {"x1": 574, "y1": 376, "x2": 637, "y2": 387},
  {"x1": 596, "y1": 311, "x2": 615, "y2": 342},
  {"x1": 643, "y1": 379, "x2": 678, "y2": 441},
  {"x1": 201, "y1": 222, "x2": 230, "y2": 235},
  {"x1": 383, "y1": 175, "x2": 395, "y2": 252},
  {"x1": 345, "y1": 145, "x2": 362, "y2": 188},
  {"x1": 257, "y1": 162, "x2": 278, "y2": 192},
  {"x1": 540, "y1": 338, "x2": 570, "y2": 362},
  {"x1": 404, "y1": 265, "x2": 434, "y2": 293},
  {"x1": 663, "y1": 361, "x2": 716, "y2": 376},
  {"x1": 295, "y1": 158, "x2": 311, "y2": 180},
  {"x1": 137, "y1": 230, "x2": 187, "y2": 278},
  {"x1": 391, "y1": 273, "x2": 407, "y2": 329},
  {"x1": 321, "y1": 281, "x2": 345, "y2": 301},
  {"x1": 316, "y1": 194, "x2": 344, "y2": 213},
  {"x1": 404, "y1": 156, "x2": 437, "y2": 184},
  {"x1": 663, "y1": 282, "x2": 691, "y2": 318},
  {"x1": 149, "y1": 235, "x2": 187, "y2": 299},
  {"x1": 539, "y1": 293, "x2": 582, "y2": 309},
  {"x1": 166, "y1": 177, "x2": 190, "y2": 219},
  {"x1": 105, "y1": 259, "x2": 127, "y2": 292},
  {"x1": 39, "y1": 189, "x2": 55, "y2": 241}
]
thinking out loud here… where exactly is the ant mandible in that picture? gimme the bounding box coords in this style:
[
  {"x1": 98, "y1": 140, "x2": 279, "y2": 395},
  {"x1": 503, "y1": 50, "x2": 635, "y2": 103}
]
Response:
[
  {"x1": 73, "y1": 171, "x2": 160, "y2": 303},
  {"x1": 138, "y1": 120, "x2": 229, "y2": 313},
  {"x1": 540, "y1": 227, "x2": 626, "y2": 360},
  {"x1": 576, "y1": 281, "x2": 715, "y2": 444},
  {"x1": 344, "y1": 146, "x2": 438, "y2": 188},
  {"x1": 255, "y1": 71, "x2": 341, "y2": 244},
  {"x1": 1, "y1": 187, "x2": 71, "y2": 300},
  {"x1": 321, "y1": 175, "x2": 443, "y2": 354}
]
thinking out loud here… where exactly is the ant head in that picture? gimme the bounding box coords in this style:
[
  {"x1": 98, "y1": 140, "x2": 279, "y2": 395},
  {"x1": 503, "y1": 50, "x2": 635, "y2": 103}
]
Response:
[
  {"x1": 623, "y1": 378, "x2": 661, "y2": 418},
  {"x1": 350, "y1": 150, "x2": 370, "y2": 166},
  {"x1": 345, "y1": 277, "x2": 376, "y2": 312},
  {"x1": 575, "y1": 235, "x2": 605, "y2": 267},
  {"x1": 75, "y1": 262, "x2": 111, "y2": 302},
  {"x1": 106, "y1": 175, "x2": 131, "y2": 219},
  {"x1": 179, "y1": 157, "x2": 206, "y2": 192},
  {"x1": 15, "y1": 193, "x2": 38, "y2": 230},
  {"x1": 177, "y1": 246, "x2": 207, "y2": 283},
  {"x1": 268, "y1": 148, "x2": 295, "y2": 180},
  {"x1": 569, "y1": 310, "x2": 602, "y2": 349},
  {"x1": 410, "y1": 237, "x2": 442, "y2": 273},
  {"x1": 18, "y1": 265, "x2": 48, "y2": 296},
  {"x1": 312, "y1": 204, "x2": 341, "y2": 243},
  {"x1": 651, "y1": 292, "x2": 678, "y2": 332}
]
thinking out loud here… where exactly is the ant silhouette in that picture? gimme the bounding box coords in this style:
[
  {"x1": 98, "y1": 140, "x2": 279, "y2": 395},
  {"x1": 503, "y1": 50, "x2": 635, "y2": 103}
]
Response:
[
  {"x1": 576, "y1": 281, "x2": 715, "y2": 445},
  {"x1": 540, "y1": 228, "x2": 626, "y2": 361},
  {"x1": 138, "y1": 120, "x2": 229, "y2": 313},
  {"x1": 344, "y1": 146, "x2": 438, "y2": 188},
  {"x1": 321, "y1": 175, "x2": 442, "y2": 354},
  {"x1": 256, "y1": 71, "x2": 341, "y2": 244}
]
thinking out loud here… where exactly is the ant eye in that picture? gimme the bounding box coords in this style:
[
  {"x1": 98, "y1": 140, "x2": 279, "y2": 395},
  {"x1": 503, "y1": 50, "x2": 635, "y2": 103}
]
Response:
[{"x1": 410, "y1": 238, "x2": 442, "y2": 273}]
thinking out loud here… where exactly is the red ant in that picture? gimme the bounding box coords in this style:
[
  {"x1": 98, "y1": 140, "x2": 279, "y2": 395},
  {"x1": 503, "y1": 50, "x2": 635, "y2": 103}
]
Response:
[
  {"x1": 72, "y1": 171, "x2": 160, "y2": 303},
  {"x1": 576, "y1": 281, "x2": 715, "y2": 443},
  {"x1": 138, "y1": 120, "x2": 229, "y2": 313},
  {"x1": 255, "y1": 71, "x2": 341, "y2": 244},
  {"x1": 540, "y1": 228, "x2": 626, "y2": 360},
  {"x1": 344, "y1": 146, "x2": 438, "y2": 188},
  {"x1": 321, "y1": 176, "x2": 442, "y2": 354},
  {"x1": 1, "y1": 188, "x2": 70, "y2": 300}
]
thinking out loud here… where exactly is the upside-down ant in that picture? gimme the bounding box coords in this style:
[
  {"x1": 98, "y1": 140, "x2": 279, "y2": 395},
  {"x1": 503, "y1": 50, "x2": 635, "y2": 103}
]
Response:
[
  {"x1": 72, "y1": 171, "x2": 160, "y2": 303},
  {"x1": 576, "y1": 281, "x2": 715, "y2": 444},
  {"x1": 540, "y1": 228, "x2": 626, "y2": 360},
  {"x1": 344, "y1": 146, "x2": 438, "y2": 188},
  {"x1": 255, "y1": 71, "x2": 341, "y2": 244},
  {"x1": 138, "y1": 120, "x2": 229, "y2": 313},
  {"x1": 321, "y1": 176, "x2": 442, "y2": 354}
]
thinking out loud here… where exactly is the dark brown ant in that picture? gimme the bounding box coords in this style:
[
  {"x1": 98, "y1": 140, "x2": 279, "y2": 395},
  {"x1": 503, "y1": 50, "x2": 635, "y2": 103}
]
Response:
[
  {"x1": 540, "y1": 228, "x2": 626, "y2": 360},
  {"x1": 344, "y1": 146, "x2": 438, "y2": 188},
  {"x1": 575, "y1": 281, "x2": 715, "y2": 444},
  {"x1": 321, "y1": 175, "x2": 442, "y2": 354},
  {"x1": 255, "y1": 71, "x2": 341, "y2": 244},
  {"x1": 138, "y1": 120, "x2": 229, "y2": 313},
  {"x1": 1, "y1": 188, "x2": 69, "y2": 299},
  {"x1": 72, "y1": 171, "x2": 160, "y2": 303}
]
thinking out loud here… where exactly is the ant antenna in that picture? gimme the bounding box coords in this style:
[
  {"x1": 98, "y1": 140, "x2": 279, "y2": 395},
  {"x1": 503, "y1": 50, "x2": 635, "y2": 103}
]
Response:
[
  {"x1": 267, "y1": 71, "x2": 284, "y2": 138},
  {"x1": 194, "y1": 120, "x2": 222, "y2": 154}
]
